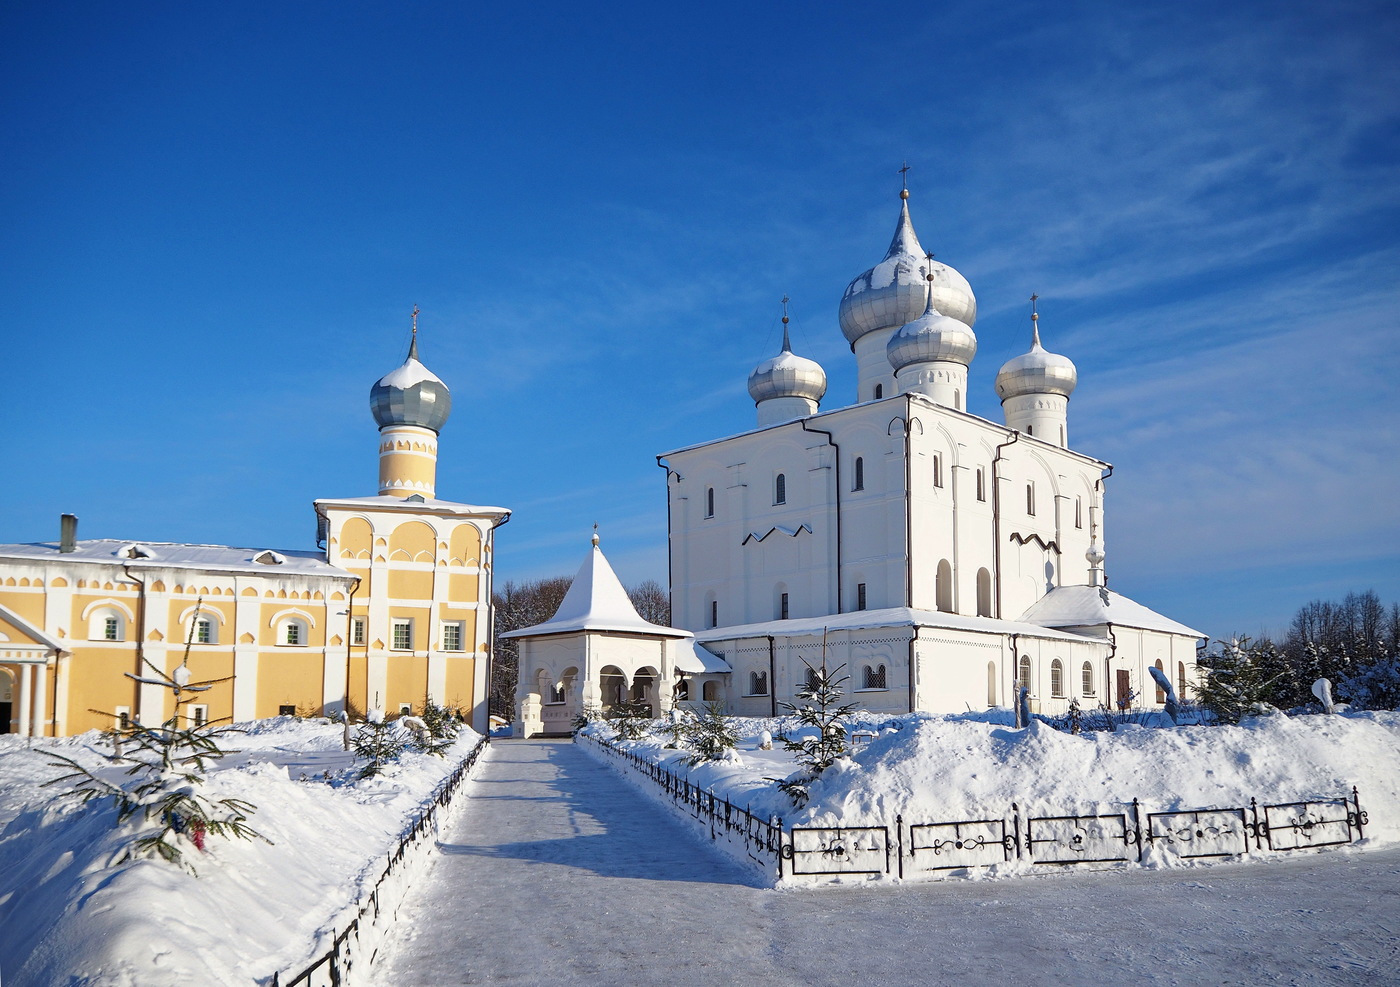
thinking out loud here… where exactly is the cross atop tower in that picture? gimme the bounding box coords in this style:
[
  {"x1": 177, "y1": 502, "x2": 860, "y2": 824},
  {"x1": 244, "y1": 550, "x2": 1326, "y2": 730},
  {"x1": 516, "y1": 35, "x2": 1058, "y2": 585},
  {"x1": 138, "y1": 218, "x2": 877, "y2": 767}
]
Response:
[
  {"x1": 899, "y1": 161, "x2": 911, "y2": 199},
  {"x1": 411, "y1": 304, "x2": 420, "y2": 336},
  {"x1": 1030, "y1": 293, "x2": 1039, "y2": 322}
]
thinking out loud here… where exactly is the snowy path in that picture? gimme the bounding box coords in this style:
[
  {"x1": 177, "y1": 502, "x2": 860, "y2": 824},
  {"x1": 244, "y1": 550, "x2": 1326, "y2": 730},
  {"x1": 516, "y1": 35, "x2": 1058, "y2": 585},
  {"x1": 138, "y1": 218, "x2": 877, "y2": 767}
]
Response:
[{"x1": 375, "y1": 739, "x2": 1400, "y2": 986}]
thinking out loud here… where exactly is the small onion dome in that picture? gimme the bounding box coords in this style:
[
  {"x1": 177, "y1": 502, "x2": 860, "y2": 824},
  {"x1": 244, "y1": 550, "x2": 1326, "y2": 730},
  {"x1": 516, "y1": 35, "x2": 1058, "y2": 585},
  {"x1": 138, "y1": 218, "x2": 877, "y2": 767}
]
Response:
[
  {"x1": 370, "y1": 335, "x2": 453, "y2": 432},
  {"x1": 838, "y1": 191, "x2": 977, "y2": 345},
  {"x1": 748, "y1": 324, "x2": 827, "y2": 405},
  {"x1": 886, "y1": 292, "x2": 978, "y2": 372},
  {"x1": 995, "y1": 320, "x2": 1078, "y2": 401}
]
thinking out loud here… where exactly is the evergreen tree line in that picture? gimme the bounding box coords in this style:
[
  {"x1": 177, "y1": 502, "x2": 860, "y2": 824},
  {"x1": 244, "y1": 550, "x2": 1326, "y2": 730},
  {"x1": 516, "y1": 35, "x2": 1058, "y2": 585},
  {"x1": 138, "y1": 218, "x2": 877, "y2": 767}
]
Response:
[
  {"x1": 1197, "y1": 590, "x2": 1400, "y2": 719},
  {"x1": 488, "y1": 575, "x2": 670, "y2": 718}
]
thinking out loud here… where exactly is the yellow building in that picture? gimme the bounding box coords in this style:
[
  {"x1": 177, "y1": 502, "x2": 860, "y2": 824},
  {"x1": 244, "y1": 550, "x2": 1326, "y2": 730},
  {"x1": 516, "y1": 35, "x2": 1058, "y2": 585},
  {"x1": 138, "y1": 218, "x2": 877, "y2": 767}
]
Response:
[{"x1": 0, "y1": 332, "x2": 509, "y2": 738}]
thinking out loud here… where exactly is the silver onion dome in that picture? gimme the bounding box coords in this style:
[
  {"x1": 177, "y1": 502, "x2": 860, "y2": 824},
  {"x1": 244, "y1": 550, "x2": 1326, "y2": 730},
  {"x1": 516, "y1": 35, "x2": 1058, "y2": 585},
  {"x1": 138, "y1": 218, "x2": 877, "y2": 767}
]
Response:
[
  {"x1": 995, "y1": 318, "x2": 1078, "y2": 401},
  {"x1": 748, "y1": 323, "x2": 827, "y2": 404},
  {"x1": 370, "y1": 336, "x2": 453, "y2": 432},
  {"x1": 838, "y1": 191, "x2": 978, "y2": 346},
  {"x1": 887, "y1": 292, "x2": 978, "y2": 372}
]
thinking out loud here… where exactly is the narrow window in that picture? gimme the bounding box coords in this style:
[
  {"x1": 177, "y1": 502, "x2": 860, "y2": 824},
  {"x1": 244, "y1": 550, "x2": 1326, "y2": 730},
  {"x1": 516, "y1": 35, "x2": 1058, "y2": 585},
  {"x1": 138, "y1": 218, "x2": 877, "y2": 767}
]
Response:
[
  {"x1": 195, "y1": 618, "x2": 213, "y2": 644},
  {"x1": 774, "y1": 473, "x2": 786, "y2": 505},
  {"x1": 874, "y1": 384, "x2": 883, "y2": 400},
  {"x1": 116, "y1": 706, "x2": 132, "y2": 730},
  {"x1": 1082, "y1": 661, "x2": 1095, "y2": 696},
  {"x1": 1155, "y1": 659, "x2": 1167, "y2": 704},
  {"x1": 285, "y1": 621, "x2": 303, "y2": 646},
  {"x1": 705, "y1": 486, "x2": 715, "y2": 518},
  {"x1": 863, "y1": 664, "x2": 886, "y2": 689},
  {"x1": 976, "y1": 568, "x2": 992, "y2": 618},
  {"x1": 1178, "y1": 661, "x2": 1188, "y2": 697},
  {"x1": 749, "y1": 671, "x2": 768, "y2": 696},
  {"x1": 709, "y1": 600, "x2": 718, "y2": 628},
  {"x1": 856, "y1": 582, "x2": 867, "y2": 611},
  {"x1": 936, "y1": 559, "x2": 953, "y2": 613},
  {"x1": 779, "y1": 592, "x2": 789, "y2": 620},
  {"x1": 976, "y1": 468, "x2": 986, "y2": 502},
  {"x1": 391, "y1": 618, "x2": 412, "y2": 651},
  {"x1": 279, "y1": 704, "x2": 297, "y2": 716},
  {"x1": 352, "y1": 617, "x2": 366, "y2": 646},
  {"x1": 953, "y1": 388, "x2": 961, "y2": 410},
  {"x1": 1027, "y1": 424, "x2": 1033, "y2": 436},
  {"x1": 1027, "y1": 482, "x2": 1036, "y2": 516},
  {"x1": 1075, "y1": 496, "x2": 1083, "y2": 529},
  {"x1": 442, "y1": 621, "x2": 463, "y2": 652},
  {"x1": 1060, "y1": 425, "x2": 1066, "y2": 446},
  {"x1": 104, "y1": 616, "x2": 120, "y2": 641},
  {"x1": 1017, "y1": 655, "x2": 1032, "y2": 693},
  {"x1": 987, "y1": 661, "x2": 998, "y2": 706},
  {"x1": 1051, "y1": 659, "x2": 1064, "y2": 698},
  {"x1": 853, "y1": 456, "x2": 864, "y2": 491},
  {"x1": 933, "y1": 454, "x2": 943, "y2": 489},
  {"x1": 804, "y1": 666, "x2": 820, "y2": 691}
]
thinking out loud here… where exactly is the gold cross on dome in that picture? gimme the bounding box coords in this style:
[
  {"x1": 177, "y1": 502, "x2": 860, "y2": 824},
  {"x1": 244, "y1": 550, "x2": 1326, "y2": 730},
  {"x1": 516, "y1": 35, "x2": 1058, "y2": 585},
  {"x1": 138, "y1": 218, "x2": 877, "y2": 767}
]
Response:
[{"x1": 899, "y1": 161, "x2": 911, "y2": 189}]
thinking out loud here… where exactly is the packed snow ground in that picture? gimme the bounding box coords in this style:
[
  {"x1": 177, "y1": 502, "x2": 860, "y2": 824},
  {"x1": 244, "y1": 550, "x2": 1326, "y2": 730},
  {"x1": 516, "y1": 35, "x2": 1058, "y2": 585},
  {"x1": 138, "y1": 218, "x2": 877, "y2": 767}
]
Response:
[
  {"x1": 0, "y1": 718, "x2": 482, "y2": 987},
  {"x1": 582, "y1": 709, "x2": 1400, "y2": 881},
  {"x1": 380, "y1": 739, "x2": 1400, "y2": 986}
]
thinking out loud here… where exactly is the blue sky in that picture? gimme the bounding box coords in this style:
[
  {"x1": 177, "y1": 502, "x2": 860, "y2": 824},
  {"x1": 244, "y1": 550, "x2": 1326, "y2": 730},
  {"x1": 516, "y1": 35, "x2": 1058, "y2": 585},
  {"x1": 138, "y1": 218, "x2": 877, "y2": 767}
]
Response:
[{"x1": 2, "y1": 1, "x2": 1396, "y2": 641}]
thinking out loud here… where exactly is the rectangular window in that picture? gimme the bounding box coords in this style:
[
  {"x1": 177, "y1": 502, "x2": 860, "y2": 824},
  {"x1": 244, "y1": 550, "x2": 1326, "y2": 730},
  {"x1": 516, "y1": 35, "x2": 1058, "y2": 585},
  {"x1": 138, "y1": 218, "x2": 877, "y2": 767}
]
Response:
[
  {"x1": 391, "y1": 619, "x2": 413, "y2": 651},
  {"x1": 780, "y1": 593, "x2": 789, "y2": 620},
  {"x1": 853, "y1": 457, "x2": 864, "y2": 491},
  {"x1": 351, "y1": 617, "x2": 366, "y2": 646},
  {"x1": 705, "y1": 487, "x2": 715, "y2": 518},
  {"x1": 399, "y1": 703, "x2": 413, "y2": 716},
  {"x1": 279, "y1": 704, "x2": 297, "y2": 716},
  {"x1": 104, "y1": 616, "x2": 120, "y2": 641},
  {"x1": 115, "y1": 706, "x2": 131, "y2": 730},
  {"x1": 976, "y1": 468, "x2": 986, "y2": 502},
  {"x1": 285, "y1": 623, "x2": 302, "y2": 646},
  {"x1": 1075, "y1": 497, "x2": 1083, "y2": 529},
  {"x1": 709, "y1": 600, "x2": 718, "y2": 628},
  {"x1": 857, "y1": 582, "x2": 867, "y2": 611},
  {"x1": 442, "y1": 621, "x2": 464, "y2": 652},
  {"x1": 190, "y1": 704, "x2": 208, "y2": 728},
  {"x1": 933, "y1": 455, "x2": 943, "y2": 489},
  {"x1": 195, "y1": 619, "x2": 212, "y2": 644},
  {"x1": 1027, "y1": 482, "x2": 1036, "y2": 516},
  {"x1": 774, "y1": 473, "x2": 787, "y2": 505}
]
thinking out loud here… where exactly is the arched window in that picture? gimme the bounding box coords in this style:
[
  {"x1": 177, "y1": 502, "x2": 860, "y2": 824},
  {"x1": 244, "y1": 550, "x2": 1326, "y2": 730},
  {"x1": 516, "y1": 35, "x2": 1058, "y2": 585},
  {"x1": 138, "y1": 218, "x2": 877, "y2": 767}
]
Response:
[
  {"x1": 1082, "y1": 661, "x2": 1095, "y2": 696},
  {"x1": 193, "y1": 616, "x2": 216, "y2": 645},
  {"x1": 853, "y1": 456, "x2": 864, "y2": 491},
  {"x1": 748, "y1": 671, "x2": 768, "y2": 696},
  {"x1": 936, "y1": 559, "x2": 953, "y2": 613},
  {"x1": 1155, "y1": 659, "x2": 1166, "y2": 703},
  {"x1": 863, "y1": 664, "x2": 886, "y2": 690},
  {"x1": 874, "y1": 384, "x2": 883, "y2": 400},
  {"x1": 87, "y1": 605, "x2": 129, "y2": 642},
  {"x1": 1178, "y1": 661, "x2": 1188, "y2": 697},
  {"x1": 702, "y1": 681, "x2": 719, "y2": 702},
  {"x1": 778, "y1": 591, "x2": 789, "y2": 620},
  {"x1": 1026, "y1": 424, "x2": 1033, "y2": 436},
  {"x1": 774, "y1": 473, "x2": 786, "y2": 505},
  {"x1": 1027, "y1": 482, "x2": 1036, "y2": 516},
  {"x1": 1060, "y1": 425, "x2": 1066, "y2": 446},
  {"x1": 1017, "y1": 655, "x2": 1032, "y2": 694},
  {"x1": 709, "y1": 599, "x2": 718, "y2": 628},
  {"x1": 1050, "y1": 659, "x2": 1064, "y2": 698},
  {"x1": 282, "y1": 618, "x2": 309, "y2": 647},
  {"x1": 932, "y1": 454, "x2": 943, "y2": 488},
  {"x1": 803, "y1": 666, "x2": 820, "y2": 691},
  {"x1": 705, "y1": 486, "x2": 715, "y2": 518},
  {"x1": 953, "y1": 388, "x2": 961, "y2": 410},
  {"x1": 976, "y1": 568, "x2": 992, "y2": 617},
  {"x1": 987, "y1": 661, "x2": 998, "y2": 706}
]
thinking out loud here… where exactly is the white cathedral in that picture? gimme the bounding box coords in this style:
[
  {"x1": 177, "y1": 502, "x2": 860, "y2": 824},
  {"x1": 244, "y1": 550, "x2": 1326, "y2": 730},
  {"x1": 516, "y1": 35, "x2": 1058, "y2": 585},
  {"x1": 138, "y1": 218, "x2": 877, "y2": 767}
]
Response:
[{"x1": 513, "y1": 187, "x2": 1202, "y2": 736}]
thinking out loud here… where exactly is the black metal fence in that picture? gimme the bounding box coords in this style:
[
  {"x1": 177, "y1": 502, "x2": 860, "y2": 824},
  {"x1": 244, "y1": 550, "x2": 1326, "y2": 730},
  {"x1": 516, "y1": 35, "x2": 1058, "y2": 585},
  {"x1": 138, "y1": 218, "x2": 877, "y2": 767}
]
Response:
[
  {"x1": 270, "y1": 734, "x2": 490, "y2": 987},
  {"x1": 581, "y1": 733, "x2": 1370, "y2": 883}
]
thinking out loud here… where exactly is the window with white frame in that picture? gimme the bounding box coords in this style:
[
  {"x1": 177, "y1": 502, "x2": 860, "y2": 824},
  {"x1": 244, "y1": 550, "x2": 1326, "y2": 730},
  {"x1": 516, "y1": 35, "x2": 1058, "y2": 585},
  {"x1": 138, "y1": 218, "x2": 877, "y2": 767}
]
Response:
[
  {"x1": 442, "y1": 621, "x2": 464, "y2": 652},
  {"x1": 352, "y1": 617, "x2": 366, "y2": 646},
  {"x1": 862, "y1": 664, "x2": 886, "y2": 690},
  {"x1": 774, "y1": 473, "x2": 786, "y2": 505},
  {"x1": 194, "y1": 617, "x2": 215, "y2": 645},
  {"x1": 1050, "y1": 659, "x2": 1065, "y2": 697},
  {"x1": 1017, "y1": 655, "x2": 1032, "y2": 694},
  {"x1": 89, "y1": 608, "x2": 126, "y2": 642},
  {"x1": 391, "y1": 618, "x2": 413, "y2": 651},
  {"x1": 115, "y1": 706, "x2": 131, "y2": 730},
  {"x1": 399, "y1": 703, "x2": 413, "y2": 716},
  {"x1": 189, "y1": 704, "x2": 209, "y2": 728},
  {"x1": 748, "y1": 670, "x2": 768, "y2": 696},
  {"x1": 283, "y1": 618, "x2": 308, "y2": 646},
  {"x1": 1082, "y1": 661, "x2": 1095, "y2": 696}
]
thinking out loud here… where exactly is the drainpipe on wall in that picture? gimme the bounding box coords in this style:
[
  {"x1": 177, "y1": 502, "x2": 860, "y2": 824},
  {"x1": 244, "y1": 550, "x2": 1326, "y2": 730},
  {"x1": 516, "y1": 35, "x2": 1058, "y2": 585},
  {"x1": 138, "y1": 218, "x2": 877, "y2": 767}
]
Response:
[
  {"x1": 1010, "y1": 631, "x2": 1020, "y2": 725},
  {"x1": 1105, "y1": 621, "x2": 1118, "y2": 709},
  {"x1": 907, "y1": 627, "x2": 920, "y2": 713},
  {"x1": 904, "y1": 409, "x2": 914, "y2": 608},
  {"x1": 1094, "y1": 464, "x2": 1114, "y2": 586},
  {"x1": 991, "y1": 430, "x2": 1021, "y2": 620},
  {"x1": 655, "y1": 456, "x2": 675, "y2": 622},
  {"x1": 799, "y1": 419, "x2": 842, "y2": 614},
  {"x1": 122, "y1": 564, "x2": 148, "y2": 721}
]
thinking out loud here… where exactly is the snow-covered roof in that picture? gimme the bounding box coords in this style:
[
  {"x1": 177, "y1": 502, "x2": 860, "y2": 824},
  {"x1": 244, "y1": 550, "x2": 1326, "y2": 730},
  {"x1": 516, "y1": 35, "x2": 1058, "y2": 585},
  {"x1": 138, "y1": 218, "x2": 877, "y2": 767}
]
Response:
[
  {"x1": 314, "y1": 495, "x2": 511, "y2": 521},
  {"x1": 1019, "y1": 585, "x2": 1204, "y2": 639},
  {"x1": 0, "y1": 539, "x2": 351, "y2": 578},
  {"x1": 0, "y1": 601, "x2": 67, "y2": 657},
  {"x1": 673, "y1": 640, "x2": 732, "y2": 674},
  {"x1": 693, "y1": 606, "x2": 1099, "y2": 645},
  {"x1": 501, "y1": 536, "x2": 692, "y2": 640}
]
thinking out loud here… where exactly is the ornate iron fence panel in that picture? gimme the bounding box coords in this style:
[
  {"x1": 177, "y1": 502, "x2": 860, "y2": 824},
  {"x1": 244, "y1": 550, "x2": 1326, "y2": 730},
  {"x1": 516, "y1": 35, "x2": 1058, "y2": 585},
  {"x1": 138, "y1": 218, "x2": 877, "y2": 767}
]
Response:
[
  {"x1": 906, "y1": 818, "x2": 1012, "y2": 874},
  {"x1": 1025, "y1": 812, "x2": 1136, "y2": 865},
  {"x1": 1146, "y1": 808, "x2": 1250, "y2": 859},
  {"x1": 1258, "y1": 791, "x2": 1364, "y2": 851},
  {"x1": 785, "y1": 825, "x2": 890, "y2": 876}
]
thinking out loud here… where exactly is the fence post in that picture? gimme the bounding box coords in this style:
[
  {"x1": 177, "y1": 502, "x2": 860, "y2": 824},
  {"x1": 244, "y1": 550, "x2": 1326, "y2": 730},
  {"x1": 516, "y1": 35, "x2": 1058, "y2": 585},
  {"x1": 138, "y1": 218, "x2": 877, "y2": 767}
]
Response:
[{"x1": 896, "y1": 813, "x2": 904, "y2": 879}]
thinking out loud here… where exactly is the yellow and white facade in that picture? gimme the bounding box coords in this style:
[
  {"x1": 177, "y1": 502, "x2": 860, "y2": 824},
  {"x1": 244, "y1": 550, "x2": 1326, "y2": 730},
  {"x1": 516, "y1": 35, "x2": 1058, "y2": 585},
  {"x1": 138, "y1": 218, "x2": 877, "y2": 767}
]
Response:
[{"x1": 0, "y1": 334, "x2": 509, "y2": 737}]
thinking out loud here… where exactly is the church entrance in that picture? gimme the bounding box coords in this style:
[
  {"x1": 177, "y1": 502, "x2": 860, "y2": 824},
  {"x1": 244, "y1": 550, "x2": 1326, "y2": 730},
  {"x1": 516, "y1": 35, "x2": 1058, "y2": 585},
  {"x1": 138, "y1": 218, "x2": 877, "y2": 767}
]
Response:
[
  {"x1": 1116, "y1": 669, "x2": 1132, "y2": 709},
  {"x1": 0, "y1": 702, "x2": 10, "y2": 734}
]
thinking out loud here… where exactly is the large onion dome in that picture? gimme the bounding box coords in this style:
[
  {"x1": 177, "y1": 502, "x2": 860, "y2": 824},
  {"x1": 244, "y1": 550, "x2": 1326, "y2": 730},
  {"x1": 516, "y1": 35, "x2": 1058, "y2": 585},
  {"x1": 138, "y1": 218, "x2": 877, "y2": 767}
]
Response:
[
  {"x1": 838, "y1": 190, "x2": 977, "y2": 346},
  {"x1": 886, "y1": 291, "x2": 978, "y2": 372},
  {"x1": 748, "y1": 322, "x2": 827, "y2": 405},
  {"x1": 370, "y1": 335, "x2": 453, "y2": 433},
  {"x1": 995, "y1": 316, "x2": 1077, "y2": 401}
]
